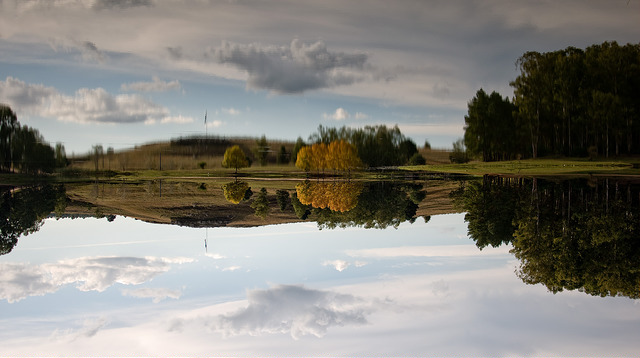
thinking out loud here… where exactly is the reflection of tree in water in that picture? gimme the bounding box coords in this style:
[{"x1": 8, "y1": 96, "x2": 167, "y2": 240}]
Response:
[
  {"x1": 296, "y1": 181, "x2": 363, "y2": 212},
  {"x1": 251, "y1": 188, "x2": 270, "y2": 220},
  {"x1": 222, "y1": 181, "x2": 251, "y2": 204},
  {"x1": 295, "y1": 181, "x2": 424, "y2": 230},
  {"x1": 0, "y1": 185, "x2": 67, "y2": 255},
  {"x1": 453, "y1": 176, "x2": 640, "y2": 299}
]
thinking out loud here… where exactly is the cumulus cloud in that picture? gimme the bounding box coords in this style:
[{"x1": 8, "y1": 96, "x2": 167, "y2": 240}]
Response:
[
  {"x1": 0, "y1": 76, "x2": 184, "y2": 124},
  {"x1": 0, "y1": 256, "x2": 193, "y2": 303},
  {"x1": 206, "y1": 39, "x2": 369, "y2": 93},
  {"x1": 122, "y1": 287, "x2": 182, "y2": 303},
  {"x1": 121, "y1": 76, "x2": 182, "y2": 92},
  {"x1": 210, "y1": 284, "x2": 375, "y2": 339},
  {"x1": 323, "y1": 107, "x2": 349, "y2": 121}
]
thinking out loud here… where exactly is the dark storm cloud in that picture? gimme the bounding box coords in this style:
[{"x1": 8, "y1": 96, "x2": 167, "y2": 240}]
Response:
[{"x1": 207, "y1": 39, "x2": 370, "y2": 93}]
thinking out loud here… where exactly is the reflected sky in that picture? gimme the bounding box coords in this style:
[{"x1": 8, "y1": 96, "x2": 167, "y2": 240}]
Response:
[{"x1": 1, "y1": 214, "x2": 638, "y2": 356}]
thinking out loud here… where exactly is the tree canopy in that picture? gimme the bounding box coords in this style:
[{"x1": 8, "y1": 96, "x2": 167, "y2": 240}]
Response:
[
  {"x1": 222, "y1": 145, "x2": 249, "y2": 173},
  {"x1": 295, "y1": 140, "x2": 362, "y2": 173}
]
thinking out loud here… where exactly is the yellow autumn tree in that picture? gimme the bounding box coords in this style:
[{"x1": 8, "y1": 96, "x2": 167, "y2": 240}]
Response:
[
  {"x1": 222, "y1": 145, "x2": 249, "y2": 174},
  {"x1": 295, "y1": 141, "x2": 361, "y2": 174},
  {"x1": 295, "y1": 145, "x2": 313, "y2": 172}
]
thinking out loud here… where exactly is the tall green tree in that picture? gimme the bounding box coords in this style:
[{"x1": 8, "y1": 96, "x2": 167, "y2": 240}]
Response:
[{"x1": 0, "y1": 105, "x2": 18, "y2": 172}]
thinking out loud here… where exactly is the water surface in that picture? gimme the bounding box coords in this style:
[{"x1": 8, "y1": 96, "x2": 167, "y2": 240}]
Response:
[{"x1": 1, "y1": 178, "x2": 638, "y2": 356}]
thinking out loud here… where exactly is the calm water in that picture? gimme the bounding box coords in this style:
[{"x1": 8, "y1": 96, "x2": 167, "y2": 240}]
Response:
[{"x1": 1, "y1": 177, "x2": 639, "y2": 356}]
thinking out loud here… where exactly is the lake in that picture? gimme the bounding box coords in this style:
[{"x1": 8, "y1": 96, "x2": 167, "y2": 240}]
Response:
[{"x1": 1, "y1": 176, "x2": 639, "y2": 356}]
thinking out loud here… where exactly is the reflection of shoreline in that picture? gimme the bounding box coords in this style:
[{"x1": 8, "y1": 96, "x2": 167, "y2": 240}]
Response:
[{"x1": 56, "y1": 180, "x2": 459, "y2": 228}]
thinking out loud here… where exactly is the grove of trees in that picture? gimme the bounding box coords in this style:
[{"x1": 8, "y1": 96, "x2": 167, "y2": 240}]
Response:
[
  {"x1": 464, "y1": 41, "x2": 640, "y2": 160},
  {"x1": 308, "y1": 125, "x2": 418, "y2": 167},
  {"x1": 1, "y1": 104, "x2": 66, "y2": 174}
]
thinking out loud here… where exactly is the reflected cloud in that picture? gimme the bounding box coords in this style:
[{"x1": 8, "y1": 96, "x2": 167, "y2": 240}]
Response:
[
  {"x1": 122, "y1": 287, "x2": 182, "y2": 303},
  {"x1": 51, "y1": 317, "x2": 109, "y2": 342},
  {"x1": 346, "y1": 245, "x2": 511, "y2": 258},
  {"x1": 210, "y1": 284, "x2": 377, "y2": 339},
  {"x1": 0, "y1": 256, "x2": 193, "y2": 303},
  {"x1": 322, "y1": 259, "x2": 367, "y2": 272}
]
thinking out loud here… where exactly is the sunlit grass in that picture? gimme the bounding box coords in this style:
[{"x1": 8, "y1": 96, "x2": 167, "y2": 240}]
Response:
[{"x1": 403, "y1": 157, "x2": 640, "y2": 176}]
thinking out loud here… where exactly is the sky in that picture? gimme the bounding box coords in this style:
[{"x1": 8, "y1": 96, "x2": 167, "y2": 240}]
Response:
[
  {"x1": 2, "y1": 214, "x2": 639, "y2": 356},
  {"x1": 0, "y1": 0, "x2": 639, "y2": 154}
]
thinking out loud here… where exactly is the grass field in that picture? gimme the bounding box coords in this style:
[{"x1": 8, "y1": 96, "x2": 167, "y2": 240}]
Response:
[{"x1": 403, "y1": 157, "x2": 640, "y2": 177}]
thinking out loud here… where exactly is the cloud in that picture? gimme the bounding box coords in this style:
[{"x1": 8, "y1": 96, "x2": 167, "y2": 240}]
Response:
[
  {"x1": 0, "y1": 256, "x2": 193, "y2": 303},
  {"x1": 206, "y1": 119, "x2": 223, "y2": 128},
  {"x1": 346, "y1": 245, "x2": 511, "y2": 259},
  {"x1": 206, "y1": 39, "x2": 369, "y2": 93},
  {"x1": 323, "y1": 107, "x2": 349, "y2": 121},
  {"x1": 160, "y1": 115, "x2": 193, "y2": 124},
  {"x1": 221, "y1": 107, "x2": 241, "y2": 116},
  {"x1": 323, "y1": 107, "x2": 369, "y2": 121},
  {"x1": 211, "y1": 284, "x2": 375, "y2": 339},
  {"x1": 121, "y1": 76, "x2": 182, "y2": 92},
  {"x1": 0, "y1": 76, "x2": 178, "y2": 124},
  {"x1": 122, "y1": 287, "x2": 182, "y2": 303},
  {"x1": 222, "y1": 266, "x2": 241, "y2": 272},
  {"x1": 79, "y1": 41, "x2": 108, "y2": 63},
  {"x1": 322, "y1": 259, "x2": 367, "y2": 272},
  {"x1": 51, "y1": 317, "x2": 110, "y2": 343}
]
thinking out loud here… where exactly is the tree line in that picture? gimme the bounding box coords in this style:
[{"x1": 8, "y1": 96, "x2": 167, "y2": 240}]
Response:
[
  {"x1": 1, "y1": 104, "x2": 68, "y2": 174},
  {"x1": 464, "y1": 41, "x2": 640, "y2": 160}
]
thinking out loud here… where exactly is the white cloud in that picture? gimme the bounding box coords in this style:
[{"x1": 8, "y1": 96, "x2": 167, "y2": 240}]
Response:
[
  {"x1": 122, "y1": 287, "x2": 182, "y2": 303},
  {"x1": 206, "y1": 119, "x2": 224, "y2": 128},
  {"x1": 354, "y1": 112, "x2": 369, "y2": 120},
  {"x1": 323, "y1": 107, "x2": 349, "y2": 121},
  {"x1": 211, "y1": 284, "x2": 376, "y2": 339},
  {"x1": 323, "y1": 259, "x2": 350, "y2": 271},
  {"x1": 121, "y1": 76, "x2": 182, "y2": 92},
  {"x1": 0, "y1": 256, "x2": 193, "y2": 303},
  {"x1": 322, "y1": 259, "x2": 366, "y2": 272},
  {"x1": 222, "y1": 266, "x2": 241, "y2": 272},
  {"x1": 0, "y1": 76, "x2": 173, "y2": 124}
]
